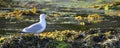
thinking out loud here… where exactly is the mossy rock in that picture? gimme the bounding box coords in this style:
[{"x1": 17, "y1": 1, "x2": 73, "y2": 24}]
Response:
[
  {"x1": 0, "y1": 34, "x2": 72, "y2": 48},
  {"x1": 0, "y1": 29, "x2": 120, "y2": 48}
]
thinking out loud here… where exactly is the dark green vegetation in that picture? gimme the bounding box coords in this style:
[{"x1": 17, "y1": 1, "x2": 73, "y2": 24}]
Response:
[
  {"x1": 0, "y1": 29, "x2": 120, "y2": 48},
  {"x1": 0, "y1": 0, "x2": 120, "y2": 48},
  {"x1": 0, "y1": 0, "x2": 13, "y2": 7}
]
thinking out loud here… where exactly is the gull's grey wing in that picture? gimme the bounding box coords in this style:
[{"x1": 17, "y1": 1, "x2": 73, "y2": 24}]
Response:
[{"x1": 23, "y1": 23, "x2": 43, "y2": 32}]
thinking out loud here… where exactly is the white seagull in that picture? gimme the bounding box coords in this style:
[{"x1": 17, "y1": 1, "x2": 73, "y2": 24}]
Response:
[{"x1": 21, "y1": 14, "x2": 48, "y2": 34}]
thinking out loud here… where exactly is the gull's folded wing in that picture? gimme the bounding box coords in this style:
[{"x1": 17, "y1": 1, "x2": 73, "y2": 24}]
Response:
[{"x1": 22, "y1": 23, "x2": 43, "y2": 33}]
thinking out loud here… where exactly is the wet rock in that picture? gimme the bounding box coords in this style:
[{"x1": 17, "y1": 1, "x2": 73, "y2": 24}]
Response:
[{"x1": 92, "y1": 34, "x2": 107, "y2": 42}]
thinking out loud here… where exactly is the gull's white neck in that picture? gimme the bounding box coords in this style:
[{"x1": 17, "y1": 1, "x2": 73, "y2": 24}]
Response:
[
  {"x1": 39, "y1": 18, "x2": 46, "y2": 26},
  {"x1": 39, "y1": 19, "x2": 46, "y2": 23},
  {"x1": 39, "y1": 14, "x2": 47, "y2": 28}
]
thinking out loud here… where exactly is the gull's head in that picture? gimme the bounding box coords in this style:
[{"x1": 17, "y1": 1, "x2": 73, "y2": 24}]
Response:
[{"x1": 39, "y1": 14, "x2": 47, "y2": 20}]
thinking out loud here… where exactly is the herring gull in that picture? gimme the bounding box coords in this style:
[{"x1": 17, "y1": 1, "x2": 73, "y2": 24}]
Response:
[{"x1": 21, "y1": 14, "x2": 47, "y2": 34}]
